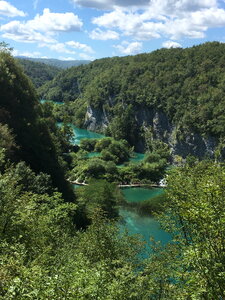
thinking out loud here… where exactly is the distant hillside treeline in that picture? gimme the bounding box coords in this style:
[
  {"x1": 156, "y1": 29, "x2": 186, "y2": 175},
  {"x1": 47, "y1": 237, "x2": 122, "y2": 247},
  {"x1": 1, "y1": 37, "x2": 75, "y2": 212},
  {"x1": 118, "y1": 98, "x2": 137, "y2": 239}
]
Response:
[
  {"x1": 17, "y1": 56, "x2": 91, "y2": 69},
  {"x1": 17, "y1": 58, "x2": 61, "y2": 88},
  {"x1": 39, "y1": 42, "x2": 225, "y2": 149}
]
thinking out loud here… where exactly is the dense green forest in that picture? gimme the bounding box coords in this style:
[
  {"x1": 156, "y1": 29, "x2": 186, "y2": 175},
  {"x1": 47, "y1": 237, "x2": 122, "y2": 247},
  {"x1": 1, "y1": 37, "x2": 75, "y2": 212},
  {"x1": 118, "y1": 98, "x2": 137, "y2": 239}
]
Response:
[
  {"x1": 39, "y1": 42, "x2": 225, "y2": 158},
  {"x1": 0, "y1": 45, "x2": 76, "y2": 202},
  {"x1": 17, "y1": 59, "x2": 61, "y2": 88},
  {"x1": 1, "y1": 43, "x2": 225, "y2": 299}
]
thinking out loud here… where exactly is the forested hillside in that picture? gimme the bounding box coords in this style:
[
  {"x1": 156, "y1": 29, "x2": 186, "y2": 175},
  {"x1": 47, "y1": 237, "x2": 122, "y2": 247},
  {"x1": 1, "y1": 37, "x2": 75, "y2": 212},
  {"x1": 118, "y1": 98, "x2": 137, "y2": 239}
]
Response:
[
  {"x1": 0, "y1": 47, "x2": 74, "y2": 202},
  {"x1": 39, "y1": 42, "x2": 225, "y2": 158},
  {"x1": 17, "y1": 58, "x2": 61, "y2": 88},
  {"x1": 1, "y1": 44, "x2": 225, "y2": 299}
]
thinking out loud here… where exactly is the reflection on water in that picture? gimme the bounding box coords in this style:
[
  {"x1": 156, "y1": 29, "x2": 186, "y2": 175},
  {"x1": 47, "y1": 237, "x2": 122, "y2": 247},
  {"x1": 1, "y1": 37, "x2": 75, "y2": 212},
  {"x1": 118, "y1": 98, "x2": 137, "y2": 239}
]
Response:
[
  {"x1": 120, "y1": 187, "x2": 171, "y2": 256},
  {"x1": 119, "y1": 208, "x2": 171, "y2": 256},
  {"x1": 122, "y1": 187, "x2": 163, "y2": 203}
]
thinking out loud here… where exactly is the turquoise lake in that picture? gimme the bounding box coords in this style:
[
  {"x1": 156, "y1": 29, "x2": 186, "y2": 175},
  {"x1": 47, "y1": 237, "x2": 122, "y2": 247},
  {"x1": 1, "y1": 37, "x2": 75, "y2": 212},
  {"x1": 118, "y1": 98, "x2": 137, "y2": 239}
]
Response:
[
  {"x1": 130, "y1": 152, "x2": 145, "y2": 163},
  {"x1": 57, "y1": 122, "x2": 146, "y2": 164},
  {"x1": 56, "y1": 116, "x2": 171, "y2": 251},
  {"x1": 87, "y1": 152, "x2": 101, "y2": 158},
  {"x1": 120, "y1": 187, "x2": 171, "y2": 255},
  {"x1": 122, "y1": 187, "x2": 164, "y2": 203},
  {"x1": 74, "y1": 184, "x2": 171, "y2": 252},
  {"x1": 72, "y1": 126, "x2": 105, "y2": 145},
  {"x1": 119, "y1": 208, "x2": 171, "y2": 255},
  {"x1": 56, "y1": 122, "x2": 104, "y2": 145}
]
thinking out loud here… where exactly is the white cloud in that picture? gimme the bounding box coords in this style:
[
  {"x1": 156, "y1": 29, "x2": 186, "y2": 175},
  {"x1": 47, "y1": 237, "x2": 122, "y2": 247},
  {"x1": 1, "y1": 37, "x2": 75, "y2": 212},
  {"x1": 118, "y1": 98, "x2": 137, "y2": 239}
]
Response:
[
  {"x1": 66, "y1": 40, "x2": 94, "y2": 53},
  {"x1": 92, "y1": 2, "x2": 225, "y2": 42},
  {"x1": 40, "y1": 42, "x2": 76, "y2": 54},
  {"x1": 161, "y1": 8, "x2": 225, "y2": 39},
  {"x1": 114, "y1": 41, "x2": 142, "y2": 55},
  {"x1": 59, "y1": 54, "x2": 94, "y2": 61},
  {"x1": 89, "y1": 28, "x2": 119, "y2": 40},
  {"x1": 1, "y1": 21, "x2": 56, "y2": 43},
  {"x1": 72, "y1": 0, "x2": 217, "y2": 11},
  {"x1": 92, "y1": 10, "x2": 135, "y2": 29},
  {"x1": 145, "y1": 0, "x2": 217, "y2": 17},
  {"x1": 0, "y1": 9, "x2": 83, "y2": 44},
  {"x1": 58, "y1": 56, "x2": 77, "y2": 61},
  {"x1": 162, "y1": 40, "x2": 182, "y2": 48},
  {"x1": 79, "y1": 52, "x2": 95, "y2": 60},
  {"x1": 12, "y1": 49, "x2": 45, "y2": 58},
  {"x1": 92, "y1": 9, "x2": 162, "y2": 40},
  {"x1": 0, "y1": 1, "x2": 25, "y2": 17},
  {"x1": 28, "y1": 8, "x2": 82, "y2": 32}
]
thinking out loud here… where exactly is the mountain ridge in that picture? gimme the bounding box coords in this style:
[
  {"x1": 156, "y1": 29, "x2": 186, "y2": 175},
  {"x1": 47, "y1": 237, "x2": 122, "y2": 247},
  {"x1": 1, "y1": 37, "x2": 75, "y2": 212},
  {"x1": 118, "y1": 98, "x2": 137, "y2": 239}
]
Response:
[
  {"x1": 16, "y1": 56, "x2": 91, "y2": 69},
  {"x1": 38, "y1": 42, "x2": 225, "y2": 159}
]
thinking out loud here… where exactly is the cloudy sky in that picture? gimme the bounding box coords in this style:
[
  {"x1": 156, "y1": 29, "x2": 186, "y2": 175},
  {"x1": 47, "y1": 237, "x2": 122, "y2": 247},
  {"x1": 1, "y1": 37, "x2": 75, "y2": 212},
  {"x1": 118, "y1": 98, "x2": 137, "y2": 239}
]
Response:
[{"x1": 0, "y1": 0, "x2": 225, "y2": 60}]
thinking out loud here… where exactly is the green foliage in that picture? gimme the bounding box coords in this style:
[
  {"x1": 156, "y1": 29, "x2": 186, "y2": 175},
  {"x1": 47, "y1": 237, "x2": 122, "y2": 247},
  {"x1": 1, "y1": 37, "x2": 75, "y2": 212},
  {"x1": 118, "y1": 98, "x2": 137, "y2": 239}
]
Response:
[
  {"x1": 18, "y1": 59, "x2": 60, "y2": 88},
  {"x1": 0, "y1": 50, "x2": 75, "y2": 202},
  {"x1": 2, "y1": 42, "x2": 225, "y2": 299},
  {"x1": 40, "y1": 42, "x2": 225, "y2": 152},
  {"x1": 51, "y1": 99, "x2": 87, "y2": 126},
  {"x1": 80, "y1": 138, "x2": 98, "y2": 151},
  {"x1": 76, "y1": 180, "x2": 123, "y2": 219},
  {"x1": 126, "y1": 193, "x2": 168, "y2": 215},
  {"x1": 0, "y1": 123, "x2": 17, "y2": 160},
  {"x1": 0, "y1": 160, "x2": 146, "y2": 299},
  {"x1": 94, "y1": 137, "x2": 112, "y2": 151},
  {"x1": 94, "y1": 137, "x2": 131, "y2": 164},
  {"x1": 0, "y1": 41, "x2": 13, "y2": 53},
  {"x1": 12, "y1": 161, "x2": 55, "y2": 195},
  {"x1": 86, "y1": 158, "x2": 106, "y2": 178},
  {"x1": 158, "y1": 161, "x2": 225, "y2": 298}
]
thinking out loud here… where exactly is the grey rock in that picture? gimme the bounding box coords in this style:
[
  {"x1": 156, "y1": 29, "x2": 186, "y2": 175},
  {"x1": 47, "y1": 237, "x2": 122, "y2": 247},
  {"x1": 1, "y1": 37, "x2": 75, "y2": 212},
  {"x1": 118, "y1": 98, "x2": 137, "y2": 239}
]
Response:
[{"x1": 84, "y1": 104, "x2": 218, "y2": 159}]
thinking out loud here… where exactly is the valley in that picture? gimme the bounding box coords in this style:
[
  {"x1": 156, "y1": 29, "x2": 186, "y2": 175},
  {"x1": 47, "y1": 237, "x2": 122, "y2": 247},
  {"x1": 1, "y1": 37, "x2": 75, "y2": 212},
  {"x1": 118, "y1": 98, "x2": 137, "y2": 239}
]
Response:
[{"x1": 0, "y1": 42, "x2": 225, "y2": 298}]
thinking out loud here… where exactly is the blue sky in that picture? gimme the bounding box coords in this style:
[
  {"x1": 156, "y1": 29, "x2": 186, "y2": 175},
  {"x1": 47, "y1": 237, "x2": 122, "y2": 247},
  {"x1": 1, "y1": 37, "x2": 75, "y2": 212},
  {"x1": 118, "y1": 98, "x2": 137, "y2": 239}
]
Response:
[{"x1": 1, "y1": 0, "x2": 225, "y2": 60}]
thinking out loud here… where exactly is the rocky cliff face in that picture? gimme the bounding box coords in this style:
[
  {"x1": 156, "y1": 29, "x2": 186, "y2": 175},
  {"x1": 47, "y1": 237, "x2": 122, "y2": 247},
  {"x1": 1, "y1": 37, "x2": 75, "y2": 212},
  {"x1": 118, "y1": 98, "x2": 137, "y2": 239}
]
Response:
[
  {"x1": 84, "y1": 104, "x2": 218, "y2": 159},
  {"x1": 84, "y1": 106, "x2": 109, "y2": 131}
]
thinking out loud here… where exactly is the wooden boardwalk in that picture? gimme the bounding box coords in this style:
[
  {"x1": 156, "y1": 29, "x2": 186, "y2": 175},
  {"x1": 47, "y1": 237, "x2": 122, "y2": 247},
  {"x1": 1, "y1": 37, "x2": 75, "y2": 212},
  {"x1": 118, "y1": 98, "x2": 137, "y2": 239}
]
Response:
[{"x1": 69, "y1": 179, "x2": 166, "y2": 188}]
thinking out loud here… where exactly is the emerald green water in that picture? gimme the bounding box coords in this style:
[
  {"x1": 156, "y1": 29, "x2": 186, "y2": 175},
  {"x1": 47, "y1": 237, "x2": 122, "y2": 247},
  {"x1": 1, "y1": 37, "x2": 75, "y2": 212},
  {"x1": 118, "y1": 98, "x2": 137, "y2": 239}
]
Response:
[
  {"x1": 60, "y1": 120, "x2": 171, "y2": 250},
  {"x1": 130, "y1": 152, "x2": 145, "y2": 163},
  {"x1": 56, "y1": 122, "x2": 105, "y2": 145},
  {"x1": 119, "y1": 208, "x2": 171, "y2": 254},
  {"x1": 57, "y1": 122, "x2": 146, "y2": 165},
  {"x1": 73, "y1": 184, "x2": 81, "y2": 189},
  {"x1": 40, "y1": 99, "x2": 63, "y2": 105},
  {"x1": 73, "y1": 183, "x2": 171, "y2": 252},
  {"x1": 122, "y1": 187, "x2": 163, "y2": 203},
  {"x1": 87, "y1": 152, "x2": 101, "y2": 158},
  {"x1": 120, "y1": 187, "x2": 171, "y2": 255},
  {"x1": 71, "y1": 125, "x2": 105, "y2": 145}
]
